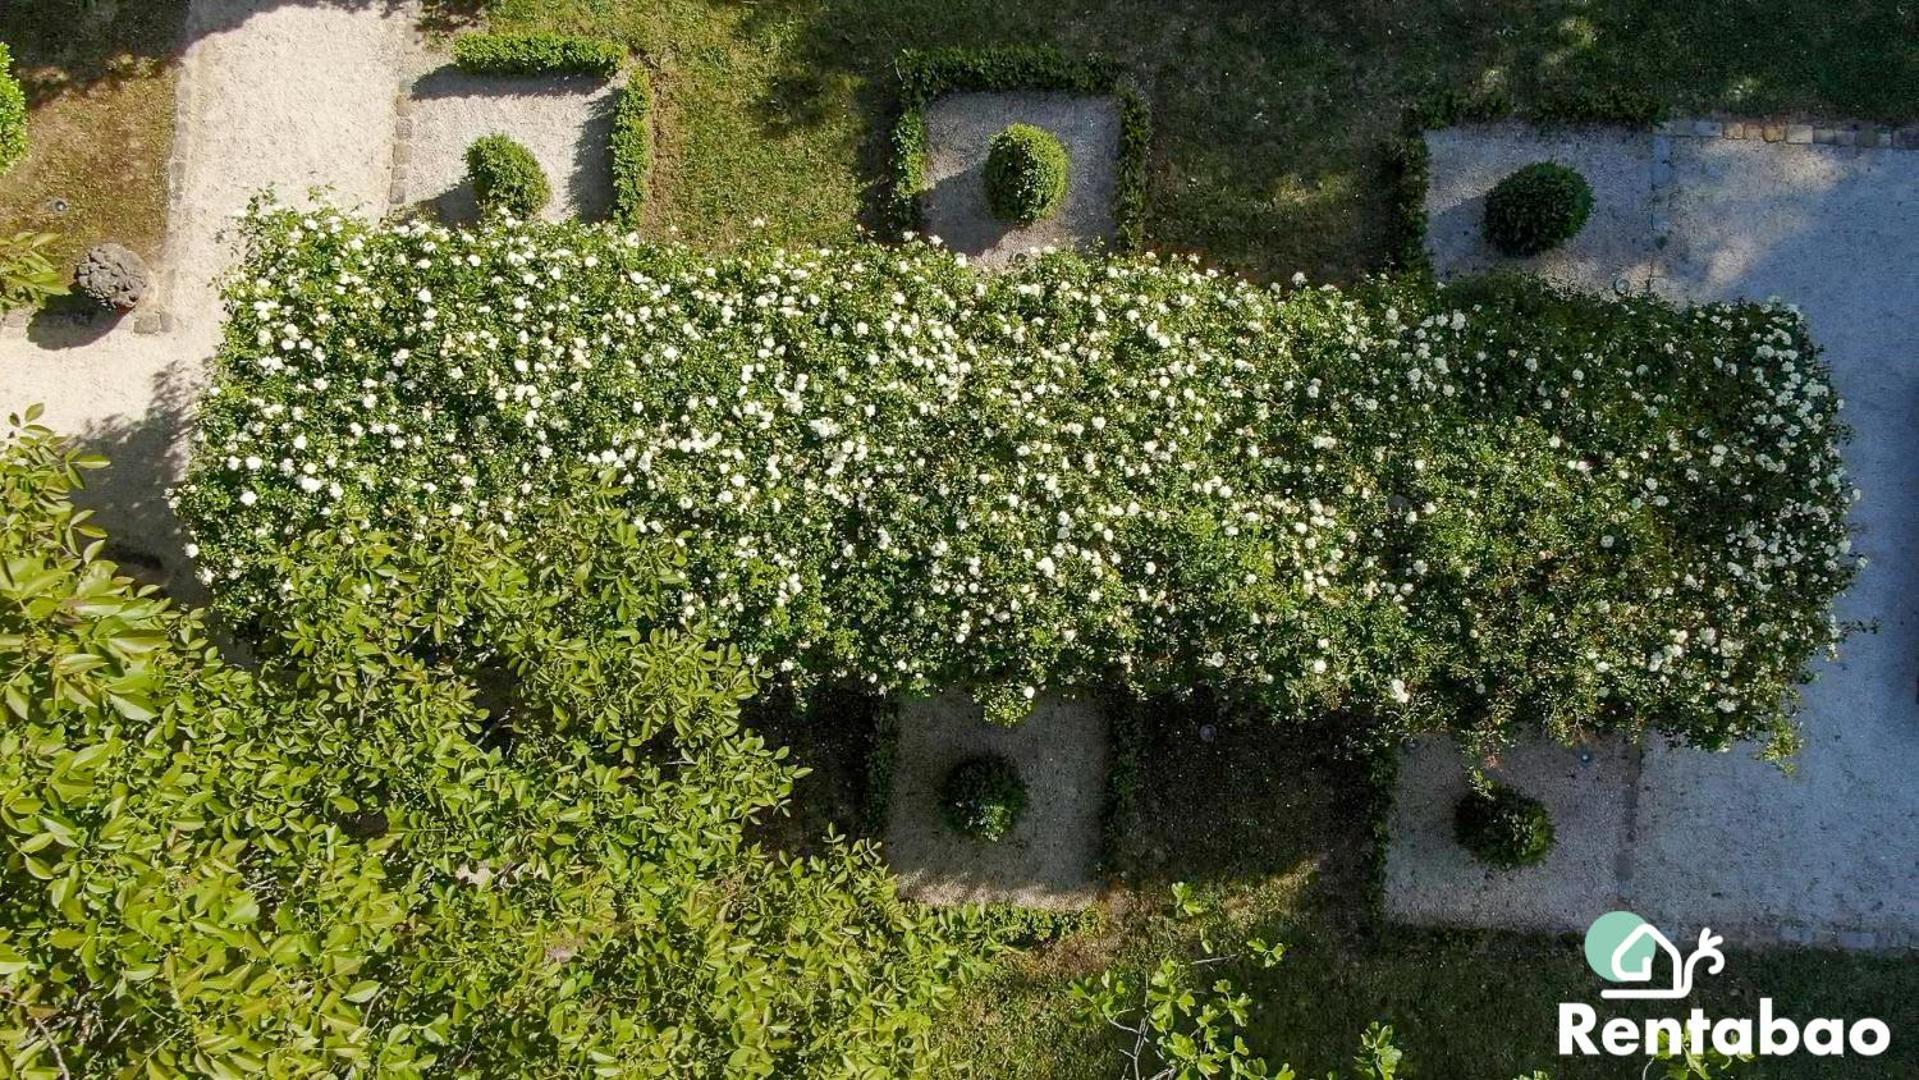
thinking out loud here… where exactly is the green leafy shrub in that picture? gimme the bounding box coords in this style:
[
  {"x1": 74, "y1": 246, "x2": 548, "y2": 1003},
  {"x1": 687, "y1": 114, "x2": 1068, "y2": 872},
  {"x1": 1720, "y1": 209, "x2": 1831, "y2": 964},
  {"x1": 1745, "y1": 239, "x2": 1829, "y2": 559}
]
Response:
[
  {"x1": 451, "y1": 31, "x2": 623, "y2": 78},
  {"x1": 610, "y1": 69, "x2": 653, "y2": 228},
  {"x1": 0, "y1": 43, "x2": 24, "y2": 174},
  {"x1": 465, "y1": 133, "x2": 549, "y2": 219},
  {"x1": 1483, "y1": 162, "x2": 1594, "y2": 256},
  {"x1": 984, "y1": 123, "x2": 1070, "y2": 224},
  {"x1": 1455, "y1": 782, "x2": 1556, "y2": 868},
  {"x1": 940, "y1": 754, "x2": 1028, "y2": 841},
  {"x1": 1, "y1": 416, "x2": 987, "y2": 1075},
  {"x1": 0, "y1": 230, "x2": 65, "y2": 311},
  {"x1": 178, "y1": 207, "x2": 1855, "y2": 751}
]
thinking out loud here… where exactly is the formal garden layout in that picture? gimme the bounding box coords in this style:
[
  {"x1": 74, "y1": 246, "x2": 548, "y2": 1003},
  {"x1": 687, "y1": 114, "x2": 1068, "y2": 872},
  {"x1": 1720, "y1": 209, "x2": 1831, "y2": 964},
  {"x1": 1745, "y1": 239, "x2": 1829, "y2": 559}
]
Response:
[{"x1": 1, "y1": 1, "x2": 1916, "y2": 1077}]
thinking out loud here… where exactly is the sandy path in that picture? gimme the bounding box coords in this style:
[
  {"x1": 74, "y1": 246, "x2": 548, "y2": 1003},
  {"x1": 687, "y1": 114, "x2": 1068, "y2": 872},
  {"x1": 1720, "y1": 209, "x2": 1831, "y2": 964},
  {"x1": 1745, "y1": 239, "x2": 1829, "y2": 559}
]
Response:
[{"x1": 0, "y1": 0, "x2": 415, "y2": 590}]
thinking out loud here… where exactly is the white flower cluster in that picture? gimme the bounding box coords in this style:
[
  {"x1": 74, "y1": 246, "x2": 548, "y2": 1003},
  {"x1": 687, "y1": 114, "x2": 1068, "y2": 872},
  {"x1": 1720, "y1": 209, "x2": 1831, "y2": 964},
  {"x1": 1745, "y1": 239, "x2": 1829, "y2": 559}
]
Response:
[{"x1": 176, "y1": 208, "x2": 1857, "y2": 742}]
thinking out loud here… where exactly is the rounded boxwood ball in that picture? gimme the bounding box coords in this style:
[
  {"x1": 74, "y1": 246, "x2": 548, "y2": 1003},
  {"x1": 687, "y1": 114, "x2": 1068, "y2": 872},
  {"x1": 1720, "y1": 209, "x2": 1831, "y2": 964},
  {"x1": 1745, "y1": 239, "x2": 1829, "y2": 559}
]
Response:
[
  {"x1": 466, "y1": 134, "x2": 551, "y2": 220},
  {"x1": 1454, "y1": 781, "x2": 1555, "y2": 869},
  {"x1": 1482, "y1": 162, "x2": 1593, "y2": 256},
  {"x1": 939, "y1": 753, "x2": 1027, "y2": 842},
  {"x1": 984, "y1": 123, "x2": 1069, "y2": 225}
]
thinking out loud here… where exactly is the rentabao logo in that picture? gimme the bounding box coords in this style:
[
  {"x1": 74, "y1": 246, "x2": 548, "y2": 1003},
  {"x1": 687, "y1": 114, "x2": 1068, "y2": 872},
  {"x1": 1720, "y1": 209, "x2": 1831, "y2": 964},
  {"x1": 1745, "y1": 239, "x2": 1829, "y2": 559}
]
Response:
[
  {"x1": 1560, "y1": 911, "x2": 1892, "y2": 1061},
  {"x1": 1584, "y1": 910, "x2": 1724, "y2": 999}
]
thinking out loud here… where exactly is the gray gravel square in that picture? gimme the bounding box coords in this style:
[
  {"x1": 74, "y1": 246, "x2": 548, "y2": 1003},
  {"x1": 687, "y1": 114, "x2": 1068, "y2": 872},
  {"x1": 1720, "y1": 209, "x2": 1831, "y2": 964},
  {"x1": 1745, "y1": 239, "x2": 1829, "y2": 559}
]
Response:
[
  {"x1": 883, "y1": 690, "x2": 1108, "y2": 910},
  {"x1": 922, "y1": 92, "x2": 1118, "y2": 270},
  {"x1": 1423, "y1": 121, "x2": 1656, "y2": 294},
  {"x1": 402, "y1": 65, "x2": 617, "y2": 223},
  {"x1": 1385, "y1": 735, "x2": 1635, "y2": 932}
]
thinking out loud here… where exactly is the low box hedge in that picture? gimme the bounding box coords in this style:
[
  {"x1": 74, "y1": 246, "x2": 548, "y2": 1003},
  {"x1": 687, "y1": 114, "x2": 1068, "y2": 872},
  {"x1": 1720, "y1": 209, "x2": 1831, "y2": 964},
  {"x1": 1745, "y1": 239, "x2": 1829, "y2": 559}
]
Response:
[
  {"x1": 0, "y1": 42, "x2": 27, "y2": 174},
  {"x1": 610, "y1": 68, "x2": 654, "y2": 228},
  {"x1": 885, "y1": 45, "x2": 1151, "y2": 252},
  {"x1": 451, "y1": 31, "x2": 624, "y2": 79}
]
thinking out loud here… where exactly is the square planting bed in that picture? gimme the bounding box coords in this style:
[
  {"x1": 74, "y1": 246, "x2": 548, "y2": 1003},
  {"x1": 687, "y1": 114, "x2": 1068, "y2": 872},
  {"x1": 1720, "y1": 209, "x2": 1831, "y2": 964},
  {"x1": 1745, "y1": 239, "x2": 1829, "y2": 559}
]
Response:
[
  {"x1": 1384, "y1": 734, "x2": 1636, "y2": 933},
  {"x1": 883, "y1": 689, "x2": 1108, "y2": 909},
  {"x1": 1423, "y1": 121, "x2": 1655, "y2": 294},
  {"x1": 921, "y1": 92, "x2": 1119, "y2": 269},
  {"x1": 399, "y1": 65, "x2": 618, "y2": 223}
]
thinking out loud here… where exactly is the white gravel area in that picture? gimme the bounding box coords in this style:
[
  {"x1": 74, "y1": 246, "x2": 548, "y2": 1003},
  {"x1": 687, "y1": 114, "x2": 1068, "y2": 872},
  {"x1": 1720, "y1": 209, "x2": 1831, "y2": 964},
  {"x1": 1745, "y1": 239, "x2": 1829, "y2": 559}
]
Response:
[
  {"x1": 400, "y1": 65, "x2": 617, "y2": 223},
  {"x1": 884, "y1": 689, "x2": 1108, "y2": 910},
  {"x1": 922, "y1": 92, "x2": 1118, "y2": 270},
  {"x1": 0, "y1": 0, "x2": 414, "y2": 595},
  {"x1": 1396, "y1": 126, "x2": 1919, "y2": 950},
  {"x1": 1423, "y1": 122, "x2": 1657, "y2": 295}
]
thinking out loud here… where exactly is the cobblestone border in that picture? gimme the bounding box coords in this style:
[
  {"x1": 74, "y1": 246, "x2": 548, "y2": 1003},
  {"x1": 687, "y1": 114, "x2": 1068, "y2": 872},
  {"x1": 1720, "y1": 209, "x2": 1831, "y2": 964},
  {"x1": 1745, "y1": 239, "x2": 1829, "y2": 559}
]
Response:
[
  {"x1": 131, "y1": 27, "x2": 203, "y2": 337},
  {"x1": 1654, "y1": 116, "x2": 1919, "y2": 149}
]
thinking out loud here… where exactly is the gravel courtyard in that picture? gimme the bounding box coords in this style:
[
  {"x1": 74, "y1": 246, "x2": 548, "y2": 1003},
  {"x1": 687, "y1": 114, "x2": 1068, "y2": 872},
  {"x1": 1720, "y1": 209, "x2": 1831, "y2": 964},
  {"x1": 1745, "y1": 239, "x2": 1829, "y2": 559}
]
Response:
[{"x1": 1392, "y1": 123, "x2": 1919, "y2": 950}]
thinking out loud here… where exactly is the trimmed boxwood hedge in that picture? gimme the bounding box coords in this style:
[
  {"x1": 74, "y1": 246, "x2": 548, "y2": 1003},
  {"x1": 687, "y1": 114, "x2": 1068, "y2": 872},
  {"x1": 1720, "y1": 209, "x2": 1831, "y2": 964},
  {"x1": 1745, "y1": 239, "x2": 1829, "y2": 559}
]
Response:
[
  {"x1": 940, "y1": 754, "x2": 1028, "y2": 842},
  {"x1": 610, "y1": 68, "x2": 654, "y2": 228},
  {"x1": 0, "y1": 43, "x2": 27, "y2": 175},
  {"x1": 466, "y1": 133, "x2": 550, "y2": 219},
  {"x1": 984, "y1": 123, "x2": 1069, "y2": 224},
  {"x1": 1483, "y1": 162, "x2": 1594, "y2": 257},
  {"x1": 886, "y1": 46, "x2": 1150, "y2": 251},
  {"x1": 451, "y1": 31, "x2": 624, "y2": 78},
  {"x1": 1454, "y1": 782, "x2": 1556, "y2": 868}
]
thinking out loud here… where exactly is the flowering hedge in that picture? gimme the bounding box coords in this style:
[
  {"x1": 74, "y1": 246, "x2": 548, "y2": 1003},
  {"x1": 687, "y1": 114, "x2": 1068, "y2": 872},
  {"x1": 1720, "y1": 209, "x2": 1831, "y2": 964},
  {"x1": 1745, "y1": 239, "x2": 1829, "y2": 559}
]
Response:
[
  {"x1": 3, "y1": 416, "x2": 980, "y2": 1075},
  {"x1": 177, "y1": 207, "x2": 1856, "y2": 750}
]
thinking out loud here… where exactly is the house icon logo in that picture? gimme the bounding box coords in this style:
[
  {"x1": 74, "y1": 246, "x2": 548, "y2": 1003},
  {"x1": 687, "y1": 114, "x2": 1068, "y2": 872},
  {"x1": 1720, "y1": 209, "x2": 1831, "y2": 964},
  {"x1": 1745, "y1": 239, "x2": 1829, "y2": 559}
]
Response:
[{"x1": 1583, "y1": 911, "x2": 1726, "y2": 1000}]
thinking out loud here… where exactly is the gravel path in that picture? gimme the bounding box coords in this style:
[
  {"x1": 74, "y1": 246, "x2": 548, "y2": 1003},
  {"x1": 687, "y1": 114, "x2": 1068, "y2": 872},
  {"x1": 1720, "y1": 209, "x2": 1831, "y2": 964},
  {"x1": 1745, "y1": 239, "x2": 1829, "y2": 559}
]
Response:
[
  {"x1": 0, "y1": 0, "x2": 415, "y2": 593},
  {"x1": 1392, "y1": 125, "x2": 1919, "y2": 951}
]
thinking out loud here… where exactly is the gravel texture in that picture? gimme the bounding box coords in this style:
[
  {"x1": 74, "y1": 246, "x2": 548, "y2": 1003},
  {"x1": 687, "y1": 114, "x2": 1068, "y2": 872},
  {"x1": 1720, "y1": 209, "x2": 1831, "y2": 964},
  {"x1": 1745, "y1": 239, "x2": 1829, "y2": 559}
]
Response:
[
  {"x1": 1400, "y1": 126, "x2": 1919, "y2": 950},
  {"x1": 1423, "y1": 121, "x2": 1656, "y2": 295},
  {"x1": 1385, "y1": 735, "x2": 1636, "y2": 932},
  {"x1": 400, "y1": 64, "x2": 616, "y2": 224},
  {"x1": 0, "y1": 0, "x2": 414, "y2": 598},
  {"x1": 922, "y1": 92, "x2": 1117, "y2": 270},
  {"x1": 883, "y1": 689, "x2": 1108, "y2": 910}
]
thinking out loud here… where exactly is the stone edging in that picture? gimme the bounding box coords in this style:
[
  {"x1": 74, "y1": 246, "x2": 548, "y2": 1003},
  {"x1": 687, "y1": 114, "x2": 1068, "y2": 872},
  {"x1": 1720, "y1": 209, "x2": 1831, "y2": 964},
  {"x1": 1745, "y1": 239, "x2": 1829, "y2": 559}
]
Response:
[
  {"x1": 1655, "y1": 116, "x2": 1919, "y2": 149},
  {"x1": 132, "y1": 33, "x2": 203, "y2": 336}
]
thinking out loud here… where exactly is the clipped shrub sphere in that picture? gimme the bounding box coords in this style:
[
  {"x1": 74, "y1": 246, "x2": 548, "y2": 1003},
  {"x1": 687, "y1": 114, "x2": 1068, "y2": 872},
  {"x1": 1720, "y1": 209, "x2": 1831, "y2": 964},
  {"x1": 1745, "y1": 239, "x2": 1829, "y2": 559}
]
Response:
[
  {"x1": 0, "y1": 43, "x2": 27, "y2": 175},
  {"x1": 984, "y1": 123, "x2": 1069, "y2": 225},
  {"x1": 1454, "y1": 782, "x2": 1555, "y2": 869},
  {"x1": 939, "y1": 753, "x2": 1028, "y2": 842},
  {"x1": 466, "y1": 134, "x2": 551, "y2": 220},
  {"x1": 75, "y1": 243, "x2": 150, "y2": 310},
  {"x1": 1483, "y1": 162, "x2": 1593, "y2": 257}
]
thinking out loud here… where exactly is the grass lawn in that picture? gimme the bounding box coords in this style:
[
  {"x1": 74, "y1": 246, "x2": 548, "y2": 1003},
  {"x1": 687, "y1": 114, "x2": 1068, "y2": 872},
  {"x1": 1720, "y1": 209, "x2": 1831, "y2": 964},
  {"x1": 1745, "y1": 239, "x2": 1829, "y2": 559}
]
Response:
[
  {"x1": 0, "y1": 1, "x2": 186, "y2": 271},
  {"x1": 479, "y1": 0, "x2": 1917, "y2": 282}
]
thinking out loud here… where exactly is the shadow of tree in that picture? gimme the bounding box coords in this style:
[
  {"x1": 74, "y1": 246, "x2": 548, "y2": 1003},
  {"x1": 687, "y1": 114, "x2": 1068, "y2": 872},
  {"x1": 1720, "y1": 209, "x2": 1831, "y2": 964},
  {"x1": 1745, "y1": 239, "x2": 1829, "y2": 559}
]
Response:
[{"x1": 69, "y1": 355, "x2": 207, "y2": 606}]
